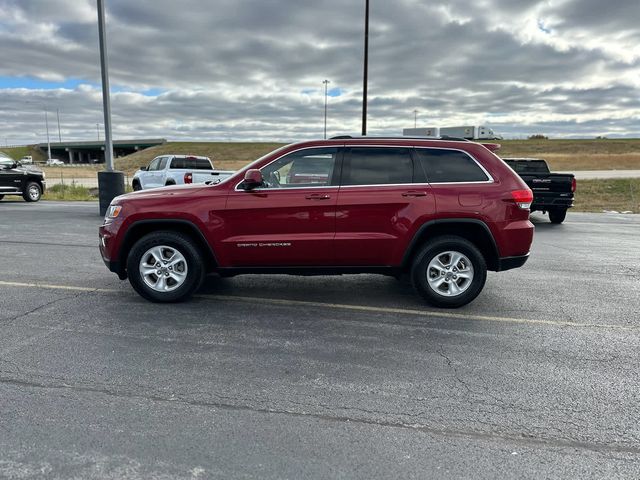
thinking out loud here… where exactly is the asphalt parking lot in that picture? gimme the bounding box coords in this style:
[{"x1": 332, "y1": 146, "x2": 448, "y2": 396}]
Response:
[{"x1": 1, "y1": 201, "x2": 639, "y2": 479}]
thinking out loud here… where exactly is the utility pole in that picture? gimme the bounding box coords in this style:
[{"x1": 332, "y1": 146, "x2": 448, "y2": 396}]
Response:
[
  {"x1": 413, "y1": 109, "x2": 418, "y2": 128},
  {"x1": 361, "y1": 0, "x2": 369, "y2": 136},
  {"x1": 96, "y1": 0, "x2": 124, "y2": 216},
  {"x1": 44, "y1": 109, "x2": 52, "y2": 160},
  {"x1": 56, "y1": 108, "x2": 62, "y2": 142},
  {"x1": 97, "y1": 123, "x2": 101, "y2": 141},
  {"x1": 323, "y1": 79, "x2": 330, "y2": 139}
]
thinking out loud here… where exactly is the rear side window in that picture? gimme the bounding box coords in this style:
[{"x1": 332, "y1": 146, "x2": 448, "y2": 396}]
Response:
[
  {"x1": 504, "y1": 160, "x2": 549, "y2": 174},
  {"x1": 342, "y1": 147, "x2": 413, "y2": 186},
  {"x1": 196, "y1": 158, "x2": 212, "y2": 170},
  {"x1": 416, "y1": 149, "x2": 489, "y2": 183},
  {"x1": 170, "y1": 157, "x2": 185, "y2": 169}
]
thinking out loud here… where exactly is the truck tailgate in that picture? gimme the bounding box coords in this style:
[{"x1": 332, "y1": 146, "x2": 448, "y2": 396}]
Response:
[{"x1": 519, "y1": 173, "x2": 574, "y2": 193}]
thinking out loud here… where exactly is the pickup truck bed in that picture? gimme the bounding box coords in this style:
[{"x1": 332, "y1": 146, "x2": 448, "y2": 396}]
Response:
[
  {"x1": 503, "y1": 158, "x2": 575, "y2": 224},
  {"x1": 133, "y1": 155, "x2": 234, "y2": 190}
]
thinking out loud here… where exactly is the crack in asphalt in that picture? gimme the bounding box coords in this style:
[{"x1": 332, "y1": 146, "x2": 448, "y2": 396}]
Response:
[
  {"x1": 1, "y1": 291, "x2": 88, "y2": 324},
  {"x1": 1, "y1": 375, "x2": 639, "y2": 456}
]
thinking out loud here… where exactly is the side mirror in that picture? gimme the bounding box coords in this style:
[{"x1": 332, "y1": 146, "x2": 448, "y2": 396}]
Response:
[
  {"x1": 140, "y1": 166, "x2": 148, "y2": 171},
  {"x1": 242, "y1": 169, "x2": 263, "y2": 190}
]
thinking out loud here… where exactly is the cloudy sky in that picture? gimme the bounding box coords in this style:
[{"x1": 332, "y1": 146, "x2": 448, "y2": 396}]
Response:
[{"x1": 0, "y1": 0, "x2": 639, "y2": 145}]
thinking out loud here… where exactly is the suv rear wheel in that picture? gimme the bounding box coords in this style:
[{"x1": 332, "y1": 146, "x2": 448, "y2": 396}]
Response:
[
  {"x1": 126, "y1": 231, "x2": 205, "y2": 302},
  {"x1": 411, "y1": 236, "x2": 487, "y2": 308}
]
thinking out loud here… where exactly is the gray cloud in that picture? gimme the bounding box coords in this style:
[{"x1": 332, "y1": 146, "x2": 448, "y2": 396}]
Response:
[{"x1": 0, "y1": 0, "x2": 639, "y2": 145}]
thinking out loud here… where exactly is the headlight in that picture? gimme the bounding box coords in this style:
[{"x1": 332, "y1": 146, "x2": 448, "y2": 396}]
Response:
[{"x1": 105, "y1": 204, "x2": 122, "y2": 219}]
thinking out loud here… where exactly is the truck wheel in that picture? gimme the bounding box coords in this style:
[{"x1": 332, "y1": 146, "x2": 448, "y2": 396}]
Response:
[
  {"x1": 549, "y1": 209, "x2": 567, "y2": 224},
  {"x1": 132, "y1": 180, "x2": 142, "y2": 191},
  {"x1": 0, "y1": 195, "x2": 4, "y2": 201},
  {"x1": 411, "y1": 236, "x2": 487, "y2": 308},
  {"x1": 126, "y1": 231, "x2": 205, "y2": 303},
  {"x1": 23, "y1": 182, "x2": 42, "y2": 202},
  {"x1": 165, "y1": 180, "x2": 176, "y2": 186}
]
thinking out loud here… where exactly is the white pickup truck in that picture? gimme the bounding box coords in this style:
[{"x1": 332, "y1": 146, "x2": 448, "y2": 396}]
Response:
[{"x1": 132, "y1": 155, "x2": 234, "y2": 190}]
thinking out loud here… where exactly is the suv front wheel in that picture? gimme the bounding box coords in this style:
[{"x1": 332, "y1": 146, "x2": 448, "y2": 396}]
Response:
[
  {"x1": 411, "y1": 236, "x2": 487, "y2": 308},
  {"x1": 126, "y1": 231, "x2": 205, "y2": 302}
]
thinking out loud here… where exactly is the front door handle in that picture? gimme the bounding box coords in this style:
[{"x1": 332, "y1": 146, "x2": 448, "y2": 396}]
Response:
[
  {"x1": 305, "y1": 193, "x2": 331, "y2": 200},
  {"x1": 402, "y1": 190, "x2": 428, "y2": 197}
]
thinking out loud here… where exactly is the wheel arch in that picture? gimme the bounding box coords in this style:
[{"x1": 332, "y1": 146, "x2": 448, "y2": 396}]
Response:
[
  {"x1": 118, "y1": 219, "x2": 218, "y2": 277},
  {"x1": 402, "y1": 219, "x2": 500, "y2": 271}
]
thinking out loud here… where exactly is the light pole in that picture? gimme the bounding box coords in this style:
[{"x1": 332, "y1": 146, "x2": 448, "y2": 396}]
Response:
[
  {"x1": 362, "y1": 0, "x2": 369, "y2": 136},
  {"x1": 44, "y1": 108, "x2": 52, "y2": 160},
  {"x1": 56, "y1": 108, "x2": 62, "y2": 142},
  {"x1": 97, "y1": 123, "x2": 101, "y2": 141},
  {"x1": 96, "y1": 0, "x2": 124, "y2": 216},
  {"x1": 322, "y1": 79, "x2": 330, "y2": 139},
  {"x1": 413, "y1": 109, "x2": 418, "y2": 128}
]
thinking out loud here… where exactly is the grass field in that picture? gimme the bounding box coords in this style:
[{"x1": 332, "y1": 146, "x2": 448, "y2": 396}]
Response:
[
  {"x1": 573, "y1": 178, "x2": 640, "y2": 213},
  {"x1": 115, "y1": 142, "x2": 283, "y2": 175},
  {"x1": 43, "y1": 184, "x2": 96, "y2": 201},
  {"x1": 0, "y1": 145, "x2": 46, "y2": 163}
]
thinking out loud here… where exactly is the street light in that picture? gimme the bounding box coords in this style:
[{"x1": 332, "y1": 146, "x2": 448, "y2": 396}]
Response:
[
  {"x1": 96, "y1": 0, "x2": 124, "y2": 216},
  {"x1": 44, "y1": 108, "x2": 52, "y2": 160},
  {"x1": 361, "y1": 0, "x2": 369, "y2": 136},
  {"x1": 56, "y1": 108, "x2": 62, "y2": 142},
  {"x1": 413, "y1": 109, "x2": 418, "y2": 128},
  {"x1": 322, "y1": 79, "x2": 330, "y2": 139}
]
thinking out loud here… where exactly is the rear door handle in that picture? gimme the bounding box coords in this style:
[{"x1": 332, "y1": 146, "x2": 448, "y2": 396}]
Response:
[
  {"x1": 305, "y1": 193, "x2": 331, "y2": 200},
  {"x1": 402, "y1": 190, "x2": 428, "y2": 197}
]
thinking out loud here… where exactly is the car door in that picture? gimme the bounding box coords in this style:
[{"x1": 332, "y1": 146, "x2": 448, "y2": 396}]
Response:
[
  {"x1": 334, "y1": 146, "x2": 436, "y2": 266},
  {"x1": 144, "y1": 157, "x2": 163, "y2": 189},
  {"x1": 413, "y1": 146, "x2": 494, "y2": 219},
  {"x1": 221, "y1": 147, "x2": 340, "y2": 267},
  {"x1": 0, "y1": 160, "x2": 22, "y2": 193}
]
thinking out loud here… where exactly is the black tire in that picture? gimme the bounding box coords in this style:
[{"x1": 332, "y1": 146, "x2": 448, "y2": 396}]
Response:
[
  {"x1": 126, "y1": 231, "x2": 205, "y2": 303},
  {"x1": 165, "y1": 180, "x2": 176, "y2": 186},
  {"x1": 0, "y1": 195, "x2": 4, "y2": 201},
  {"x1": 549, "y1": 208, "x2": 567, "y2": 224},
  {"x1": 132, "y1": 181, "x2": 142, "y2": 191},
  {"x1": 23, "y1": 182, "x2": 42, "y2": 202},
  {"x1": 411, "y1": 235, "x2": 487, "y2": 308}
]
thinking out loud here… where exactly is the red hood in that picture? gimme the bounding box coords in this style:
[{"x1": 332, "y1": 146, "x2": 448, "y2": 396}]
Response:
[{"x1": 115, "y1": 184, "x2": 209, "y2": 203}]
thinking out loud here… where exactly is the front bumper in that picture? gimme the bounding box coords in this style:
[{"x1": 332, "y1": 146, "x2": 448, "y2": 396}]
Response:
[{"x1": 99, "y1": 221, "x2": 127, "y2": 279}]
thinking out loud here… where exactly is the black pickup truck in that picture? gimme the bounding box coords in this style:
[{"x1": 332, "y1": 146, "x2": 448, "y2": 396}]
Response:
[
  {"x1": 0, "y1": 155, "x2": 46, "y2": 202},
  {"x1": 503, "y1": 158, "x2": 575, "y2": 224}
]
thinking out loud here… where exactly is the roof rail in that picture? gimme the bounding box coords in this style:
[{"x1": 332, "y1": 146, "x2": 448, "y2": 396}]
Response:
[{"x1": 329, "y1": 135, "x2": 470, "y2": 142}]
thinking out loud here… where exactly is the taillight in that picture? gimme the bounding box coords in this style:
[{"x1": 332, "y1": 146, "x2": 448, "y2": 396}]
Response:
[
  {"x1": 184, "y1": 172, "x2": 193, "y2": 184},
  {"x1": 511, "y1": 189, "x2": 533, "y2": 209},
  {"x1": 571, "y1": 177, "x2": 577, "y2": 192}
]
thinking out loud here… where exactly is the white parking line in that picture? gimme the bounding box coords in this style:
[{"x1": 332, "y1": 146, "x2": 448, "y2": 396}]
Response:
[{"x1": 0, "y1": 280, "x2": 636, "y2": 331}]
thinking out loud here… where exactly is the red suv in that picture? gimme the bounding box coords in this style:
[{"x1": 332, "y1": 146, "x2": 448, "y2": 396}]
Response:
[{"x1": 99, "y1": 137, "x2": 534, "y2": 308}]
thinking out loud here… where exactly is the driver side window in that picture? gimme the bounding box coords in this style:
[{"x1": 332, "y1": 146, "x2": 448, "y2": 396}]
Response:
[
  {"x1": 147, "y1": 157, "x2": 162, "y2": 171},
  {"x1": 259, "y1": 148, "x2": 338, "y2": 189}
]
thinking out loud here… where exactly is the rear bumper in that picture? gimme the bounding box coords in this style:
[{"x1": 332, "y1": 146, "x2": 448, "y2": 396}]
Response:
[
  {"x1": 531, "y1": 193, "x2": 574, "y2": 211},
  {"x1": 497, "y1": 253, "x2": 529, "y2": 271}
]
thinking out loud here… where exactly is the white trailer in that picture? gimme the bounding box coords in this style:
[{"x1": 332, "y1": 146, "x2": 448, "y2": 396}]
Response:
[
  {"x1": 402, "y1": 127, "x2": 440, "y2": 137},
  {"x1": 439, "y1": 126, "x2": 502, "y2": 140}
]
